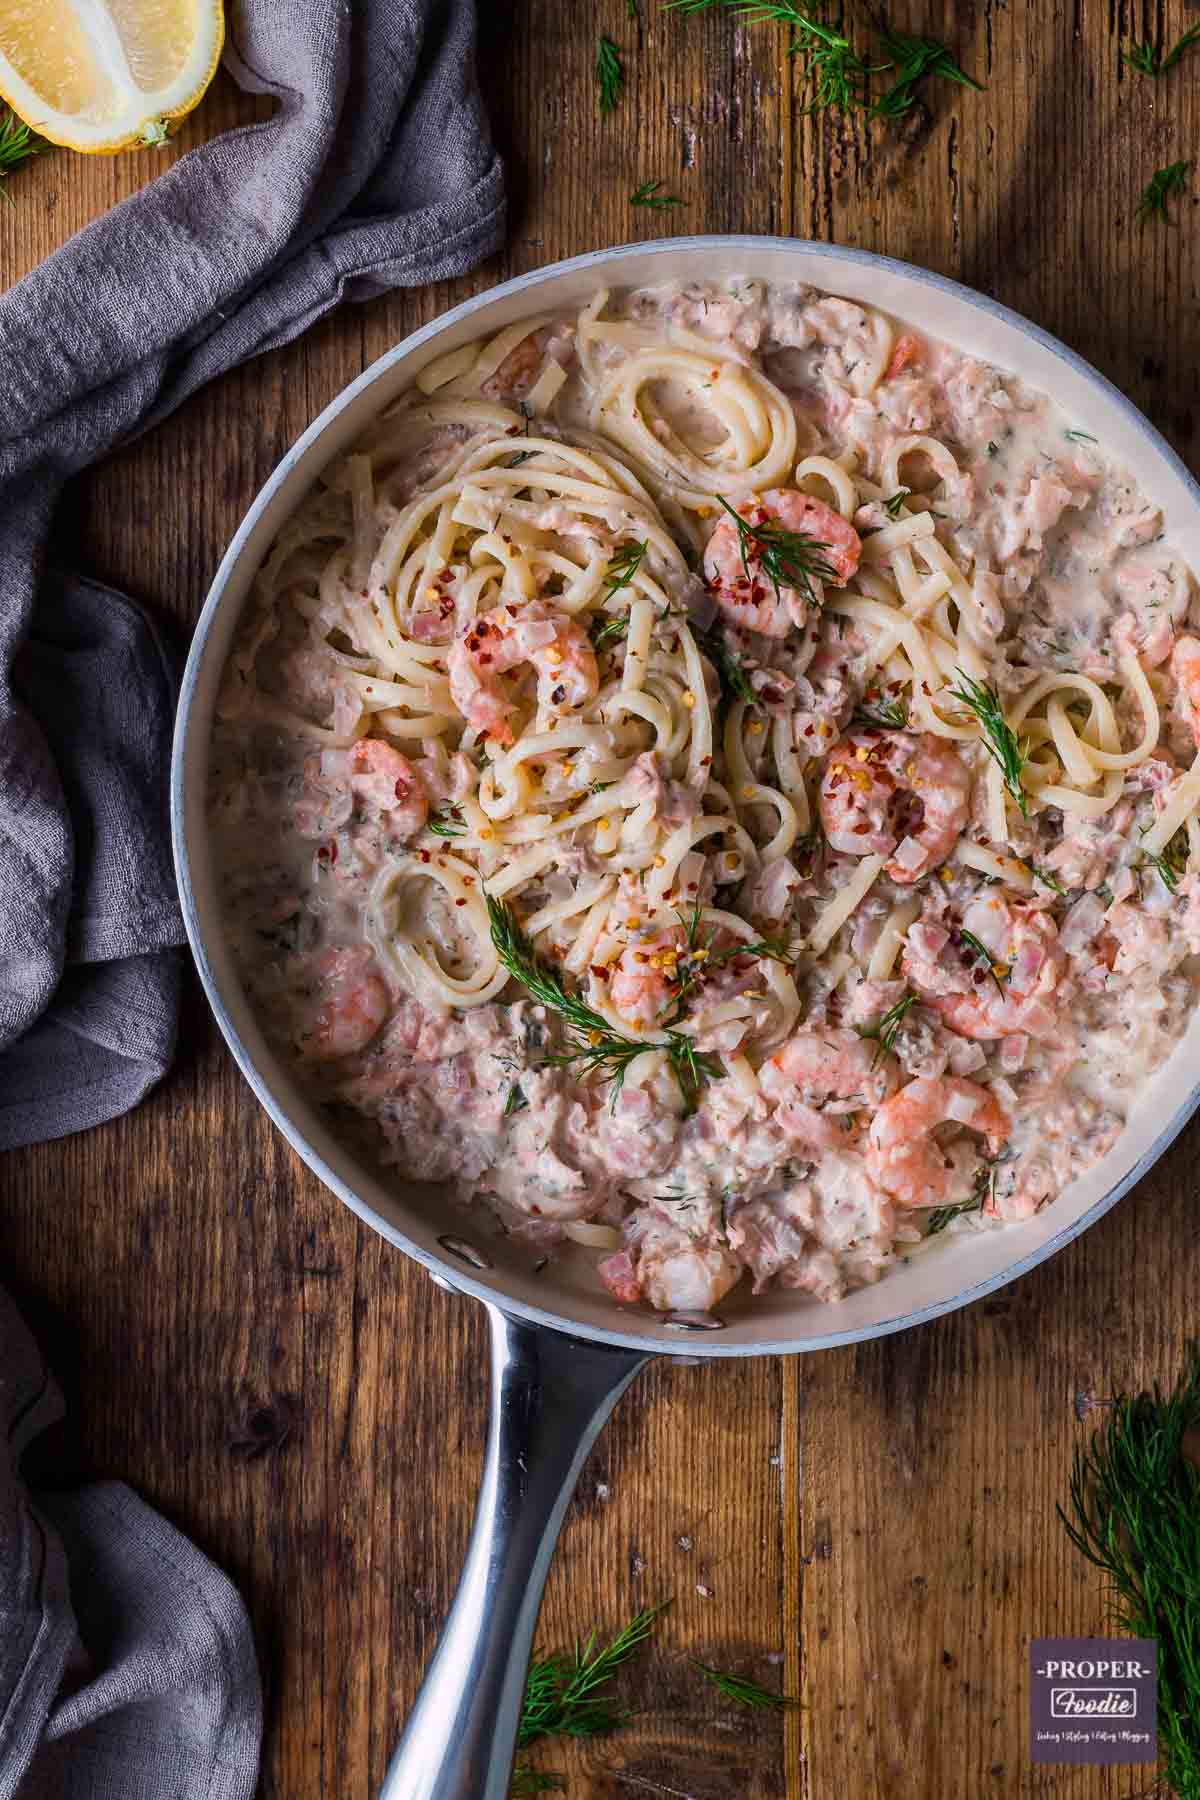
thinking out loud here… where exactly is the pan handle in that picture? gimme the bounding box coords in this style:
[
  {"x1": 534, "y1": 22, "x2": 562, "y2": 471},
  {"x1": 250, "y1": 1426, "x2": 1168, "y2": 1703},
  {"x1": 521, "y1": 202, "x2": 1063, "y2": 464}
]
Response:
[{"x1": 379, "y1": 1294, "x2": 651, "y2": 1800}]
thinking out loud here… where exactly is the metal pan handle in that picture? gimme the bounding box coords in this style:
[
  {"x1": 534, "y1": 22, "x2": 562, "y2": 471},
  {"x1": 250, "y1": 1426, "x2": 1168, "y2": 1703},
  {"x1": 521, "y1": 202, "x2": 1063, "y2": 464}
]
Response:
[{"x1": 380, "y1": 1293, "x2": 651, "y2": 1799}]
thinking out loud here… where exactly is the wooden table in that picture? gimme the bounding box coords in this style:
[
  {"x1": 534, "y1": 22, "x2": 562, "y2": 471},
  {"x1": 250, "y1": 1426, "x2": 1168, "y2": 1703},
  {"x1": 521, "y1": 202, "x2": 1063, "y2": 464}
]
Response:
[{"x1": 3, "y1": 5, "x2": 1197, "y2": 1795}]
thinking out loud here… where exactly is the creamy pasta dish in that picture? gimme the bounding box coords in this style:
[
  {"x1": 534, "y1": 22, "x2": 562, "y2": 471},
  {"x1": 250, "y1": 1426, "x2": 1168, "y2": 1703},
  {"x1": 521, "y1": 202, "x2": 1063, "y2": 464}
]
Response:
[{"x1": 210, "y1": 277, "x2": 1200, "y2": 1320}]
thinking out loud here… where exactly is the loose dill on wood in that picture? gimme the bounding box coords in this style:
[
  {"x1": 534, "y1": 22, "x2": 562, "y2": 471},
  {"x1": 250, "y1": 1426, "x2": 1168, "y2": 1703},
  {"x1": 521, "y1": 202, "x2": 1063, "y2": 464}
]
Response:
[
  {"x1": 1059, "y1": 1354, "x2": 1200, "y2": 1798},
  {"x1": 517, "y1": 1605, "x2": 669, "y2": 1747}
]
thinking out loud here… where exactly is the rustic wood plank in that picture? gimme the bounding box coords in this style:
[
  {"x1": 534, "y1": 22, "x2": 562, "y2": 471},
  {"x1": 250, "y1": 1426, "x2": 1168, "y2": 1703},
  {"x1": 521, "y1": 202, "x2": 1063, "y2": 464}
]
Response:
[{"x1": 4, "y1": 2, "x2": 1200, "y2": 1796}]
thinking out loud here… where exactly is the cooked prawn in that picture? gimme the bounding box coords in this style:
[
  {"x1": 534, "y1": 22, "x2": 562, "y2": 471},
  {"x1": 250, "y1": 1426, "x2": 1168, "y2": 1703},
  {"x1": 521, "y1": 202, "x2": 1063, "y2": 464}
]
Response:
[
  {"x1": 301, "y1": 946, "x2": 390, "y2": 1060},
  {"x1": 902, "y1": 895, "x2": 1068, "y2": 1040},
  {"x1": 1171, "y1": 634, "x2": 1200, "y2": 749},
  {"x1": 606, "y1": 928, "x2": 685, "y2": 1028},
  {"x1": 759, "y1": 1026, "x2": 898, "y2": 1150},
  {"x1": 347, "y1": 739, "x2": 429, "y2": 836},
  {"x1": 704, "y1": 489, "x2": 862, "y2": 637},
  {"x1": 448, "y1": 605, "x2": 598, "y2": 748},
  {"x1": 599, "y1": 1219, "x2": 743, "y2": 1314},
  {"x1": 819, "y1": 729, "x2": 972, "y2": 883},
  {"x1": 868, "y1": 1075, "x2": 1009, "y2": 1208}
]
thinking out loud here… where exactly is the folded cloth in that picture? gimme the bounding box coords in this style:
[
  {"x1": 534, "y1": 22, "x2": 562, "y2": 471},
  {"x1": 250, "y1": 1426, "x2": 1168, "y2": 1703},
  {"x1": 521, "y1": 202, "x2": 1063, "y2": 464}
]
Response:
[
  {"x1": 0, "y1": 0, "x2": 504, "y2": 1791},
  {"x1": 0, "y1": 0, "x2": 504, "y2": 1150},
  {"x1": 0, "y1": 1289, "x2": 263, "y2": 1800}
]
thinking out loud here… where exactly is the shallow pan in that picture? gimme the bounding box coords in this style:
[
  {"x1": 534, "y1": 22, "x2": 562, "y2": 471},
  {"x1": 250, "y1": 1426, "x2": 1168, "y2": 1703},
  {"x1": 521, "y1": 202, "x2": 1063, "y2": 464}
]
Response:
[{"x1": 171, "y1": 237, "x2": 1200, "y2": 1797}]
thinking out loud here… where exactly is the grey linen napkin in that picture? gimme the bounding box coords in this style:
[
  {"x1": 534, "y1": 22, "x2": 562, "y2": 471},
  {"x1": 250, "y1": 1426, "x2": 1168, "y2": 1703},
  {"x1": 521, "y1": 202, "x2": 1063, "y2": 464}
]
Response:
[
  {"x1": 0, "y1": 0, "x2": 504, "y2": 1150},
  {"x1": 0, "y1": 0, "x2": 504, "y2": 1792}
]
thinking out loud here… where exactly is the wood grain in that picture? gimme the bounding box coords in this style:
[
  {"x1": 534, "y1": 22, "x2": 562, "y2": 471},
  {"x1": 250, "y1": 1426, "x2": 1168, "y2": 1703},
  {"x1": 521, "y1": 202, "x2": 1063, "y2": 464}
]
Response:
[{"x1": 3, "y1": 3, "x2": 1199, "y2": 1796}]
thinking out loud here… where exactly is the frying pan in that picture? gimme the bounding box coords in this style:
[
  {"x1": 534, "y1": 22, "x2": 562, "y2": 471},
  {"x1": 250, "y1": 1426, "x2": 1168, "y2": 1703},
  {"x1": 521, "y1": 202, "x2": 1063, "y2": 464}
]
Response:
[{"x1": 171, "y1": 238, "x2": 1200, "y2": 1798}]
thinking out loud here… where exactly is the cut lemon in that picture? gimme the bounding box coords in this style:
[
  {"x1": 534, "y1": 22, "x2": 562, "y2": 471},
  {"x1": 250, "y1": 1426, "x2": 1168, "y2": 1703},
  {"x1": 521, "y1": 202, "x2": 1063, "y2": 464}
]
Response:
[{"x1": 0, "y1": 0, "x2": 224, "y2": 153}]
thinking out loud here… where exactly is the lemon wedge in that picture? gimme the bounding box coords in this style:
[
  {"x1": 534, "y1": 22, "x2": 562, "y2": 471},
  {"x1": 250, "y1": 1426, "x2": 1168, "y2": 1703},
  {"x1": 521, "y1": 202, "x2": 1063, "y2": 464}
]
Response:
[{"x1": 0, "y1": 0, "x2": 224, "y2": 153}]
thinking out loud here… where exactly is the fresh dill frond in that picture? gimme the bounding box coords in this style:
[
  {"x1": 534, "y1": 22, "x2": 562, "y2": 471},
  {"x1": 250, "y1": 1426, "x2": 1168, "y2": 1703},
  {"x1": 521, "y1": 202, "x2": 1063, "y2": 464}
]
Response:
[
  {"x1": 1064, "y1": 429, "x2": 1097, "y2": 445},
  {"x1": 1123, "y1": 24, "x2": 1200, "y2": 77},
  {"x1": 717, "y1": 495, "x2": 836, "y2": 608},
  {"x1": 1028, "y1": 862, "x2": 1068, "y2": 896},
  {"x1": 664, "y1": 1031, "x2": 723, "y2": 1115},
  {"x1": 883, "y1": 488, "x2": 910, "y2": 519},
  {"x1": 1123, "y1": 38, "x2": 1158, "y2": 76},
  {"x1": 0, "y1": 108, "x2": 42, "y2": 193},
  {"x1": 1141, "y1": 825, "x2": 1189, "y2": 894},
  {"x1": 488, "y1": 897, "x2": 718, "y2": 1112},
  {"x1": 690, "y1": 620, "x2": 758, "y2": 706},
  {"x1": 590, "y1": 613, "x2": 631, "y2": 651},
  {"x1": 693, "y1": 1661, "x2": 797, "y2": 1709},
  {"x1": 518, "y1": 1604, "x2": 669, "y2": 1747},
  {"x1": 708, "y1": 937, "x2": 795, "y2": 969},
  {"x1": 503, "y1": 1083, "x2": 528, "y2": 1117},
  {"x1": 1161, "y1": 23, "x2": 1200, "y2": 71},
  {"x1": 1058, "y1": 1354, "x2": 1200, "y2": 1798},
  {"x1": 954, "y1": 927, "x2": 1007, "y2": 997},
  {"x1": 790, "y1": 15, "x2": 878, "y2": 114},
  {"x1": 630, "y1": 179, "x2": 684, "y2": 210},
  {"x1": 856, "y1": 992, "x2": 915, "y2": 1067},
  {"x1": 853, "y1": 693, "x2": 909, "y2": 731},
  {"x1": 948, "y1": 670, "x2": 1030, "y2": 816},
  {"x1": 427, "y1": 806, "x2": 466, "y2": 838},
  {"x1": 1137, "y1": 160, "x2": 1192, "y2": 226},
  {"x1": 510, "y1": 1769, "x2": 566, "y2": 1797},
  {"x1": 596, "y1": 35, "x2": 625, "y2": 115},
  {"x1": 627, "y1": 0, "x2": 640, "y2": 15},
  {"x1": 925, "y1": 1193, "x2": 982, "y2": 1235},
  {"x1": 604, "y1": 539, "x2": 648, "y2": 598},
  {"x1": 869, "y1": 30, "x2": 983, "y2": 118}
]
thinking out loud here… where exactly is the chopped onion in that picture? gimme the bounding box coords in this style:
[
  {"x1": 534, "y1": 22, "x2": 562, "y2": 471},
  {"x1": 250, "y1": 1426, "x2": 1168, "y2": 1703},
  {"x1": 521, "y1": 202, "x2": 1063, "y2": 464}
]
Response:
[
  {"x1": 1059, "y1": 892, "x2": 1105, "y2": 955},
  {"x1": 892, "y1": 834, "x2": 927, "y2": 873},
  {"x1": 945, "y1": 1090, "x2": 980, "y2": 1124}
]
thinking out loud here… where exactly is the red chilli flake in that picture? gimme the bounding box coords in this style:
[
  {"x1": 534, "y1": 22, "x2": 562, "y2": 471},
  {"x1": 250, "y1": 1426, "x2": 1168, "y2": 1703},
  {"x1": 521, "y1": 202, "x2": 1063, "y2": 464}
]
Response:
[{"x1": 454, "y1": 897, "x2": 468, "y2": 907}]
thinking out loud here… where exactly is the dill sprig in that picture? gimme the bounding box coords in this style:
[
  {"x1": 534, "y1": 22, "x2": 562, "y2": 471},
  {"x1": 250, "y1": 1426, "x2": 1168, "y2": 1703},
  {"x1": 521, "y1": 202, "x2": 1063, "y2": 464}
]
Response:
[
  {"x1": 1028, "y1": 862, "x2": 1068, "y2": 896},
  {"x1": 1142, "y1": 825, "x2": 1189, "y2": 895},
  {"x1": 883, "y1": 488, "x2": 910, "y2": 519},
  {"x1": 948, "y1": 670, "x2": 1030, "y2": 817},
  {"x1": 953, "y1": 926, "x2": 1007, "y2": 997},
  {"x1": 604, "y1": 539, "x2": 648, "y2": 598},
  {"x1": 693, "y1": 1661, "x2": 797, "y2": 1709},
  {"x1": 852, "y1": 693, "x2": 909, "y2": 731},
  {"x1": 1064, "y1": 428, "x2": 1097, "y2": 445},
  {"x1": 870, "y1": 29, "x2": 983, "y2": 118},
  {"x1": 1124, "y1": 24, "x2": 1200, "y2": 77},
  {"x1": 487, "y1": 896, "x2": 719, "y2": 1113},
  {"x1": 926, "y1": 1194, "x2": 981, "y2": 1235},
  {"x1": 663, "y1": 3, "x2": 981, "y2": 118},
  {"x1": 427, "y1": 806, "x2": 466, "y2": 838},
  {"x1": 690, "y1": 620, "x2": 758, "y2": 706},
  {"x1": 716, "y1": 495, "x2": 836, "y2": 608},
  {"x1": 1058, "y1": 1354, "x2": 1200, "y2": 1798},
  {"x1": 0, "y1": 108, "x2": 42, "y2": 195},
  {"x1": 596, "y1": 35, "x2": 625, "y2": 115},
  {"x1": 503, "y1": 1082, "x2": 528, "y2": 1117},
  {"x1": 630, "y1": 179, "x2": 684, "y2": 209},
  {"x1": 856, "y1": 992, "x2": 915, "y2": 1067},
  {"x1": 518, "y1": 1605, "x2": 668, "y2": 1747},
  {"x1": 590, "y1": 613, "x2": 630, "y2": 650},
  {"x1": 1137, "y1": 160, "x2": 1192, "y2": 226}
]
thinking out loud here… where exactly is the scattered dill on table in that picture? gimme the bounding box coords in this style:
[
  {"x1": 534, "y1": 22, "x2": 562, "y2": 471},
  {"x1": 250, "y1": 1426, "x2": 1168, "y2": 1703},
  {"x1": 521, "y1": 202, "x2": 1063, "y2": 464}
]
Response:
[
  {"x1": 630, "y1": 178, "x2": 685, "y2": 209},
  {"x1": 1059, "y1": 1354, "x2": 1200, "y2": 1798},
  {"x1": 692, "y1": 1660, "x2": 798, "y2": 1709},
  {"x1": 596, "y1": 35, "x2": 625, "y2": 115},
  {"x1": 1137, "y1": 160, "x2": 1192, "y2": 226}
]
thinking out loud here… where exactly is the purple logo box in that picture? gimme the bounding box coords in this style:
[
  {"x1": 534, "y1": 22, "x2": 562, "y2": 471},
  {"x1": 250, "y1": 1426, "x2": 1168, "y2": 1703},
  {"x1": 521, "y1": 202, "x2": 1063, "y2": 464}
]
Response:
[{"x1": 1030, "y1": 1638, "x2": 1157, "y2": 1764}]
